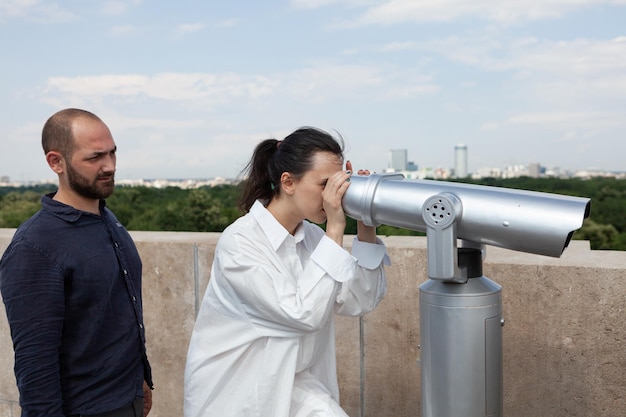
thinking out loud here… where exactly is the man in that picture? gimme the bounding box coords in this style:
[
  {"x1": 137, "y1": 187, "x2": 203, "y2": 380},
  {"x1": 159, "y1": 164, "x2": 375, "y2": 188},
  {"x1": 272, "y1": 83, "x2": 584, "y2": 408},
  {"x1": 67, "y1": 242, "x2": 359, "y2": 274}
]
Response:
[{"x1": 0, "y1": 108, "x2": 153, "y2": 417}]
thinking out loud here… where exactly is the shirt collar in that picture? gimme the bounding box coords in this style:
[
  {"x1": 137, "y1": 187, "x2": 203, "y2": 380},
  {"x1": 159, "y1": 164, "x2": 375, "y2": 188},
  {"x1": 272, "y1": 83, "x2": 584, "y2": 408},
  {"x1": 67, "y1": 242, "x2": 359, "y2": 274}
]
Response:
[
  {"x1": 41, "y1": 192, "x2": 106, "y2": 222},
  {"x1": 250, "y1": 200, "x2": 305, "y2": 251}
]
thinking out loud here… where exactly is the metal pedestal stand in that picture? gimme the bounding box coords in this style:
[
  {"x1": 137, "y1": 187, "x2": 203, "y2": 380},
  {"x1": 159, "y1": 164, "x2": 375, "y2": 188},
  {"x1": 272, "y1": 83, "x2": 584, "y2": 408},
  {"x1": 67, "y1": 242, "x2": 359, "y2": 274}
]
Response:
[{"x1": 418, "y1": 194, "x2": 504, "y2": 417}]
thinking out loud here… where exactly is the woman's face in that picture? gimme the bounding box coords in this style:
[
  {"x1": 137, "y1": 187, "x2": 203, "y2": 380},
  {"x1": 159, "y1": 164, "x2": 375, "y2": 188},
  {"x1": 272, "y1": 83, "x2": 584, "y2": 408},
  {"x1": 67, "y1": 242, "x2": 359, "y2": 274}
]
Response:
[{"x1": 290, "y1": 151, "x2": 343, "y2": 225}]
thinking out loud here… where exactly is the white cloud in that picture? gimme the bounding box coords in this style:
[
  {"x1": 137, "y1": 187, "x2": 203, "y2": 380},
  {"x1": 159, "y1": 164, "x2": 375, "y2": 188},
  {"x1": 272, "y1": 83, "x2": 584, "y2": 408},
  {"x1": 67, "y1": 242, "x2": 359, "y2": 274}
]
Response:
[
  {"x1": 514, "y1": 37, "x2": 626, "y2": 78},
  {"x1": 381, "y1": 41, "x2": 416, "y2": 52},
  {"x1": 173, "y1": 22, "x2": 206, "y2": 37},
  {"x1": 291, "y1": 0, "x2": 338, "y2": 8},
  {"x1": 384, "y1": 34, "x2": 626, "y2": 104},
  {"x1": 291, "y1": 0, "x2": 379, "y2": 9},
  {"x1": 216, "y1": 18, "x2": 239, "y2": 28},
  {"x1": 109, "y1": 24, "x2": 138, "y2": 37},
  {"x1": 0, "y1": 0, "x2": 142, "y2": 22},
  {"x1": 284, "y1": 63, "x2": 438, "y2": 102},
  {"x1": 439, "y1": 35, "x2": 626, "y2": 78},
  {"x1": 99, "y1": 0, "x2": 143, "y2": 16},
  {"x1": 43, "y1": 73, "x2": 278, "y2": 104},
  {"x1": 505, "y1": 111, "x2": 625, "y2": 129},
  {"x1": 39, "y1": 62, "x2": 438, "y2": 110},
  {"x1": 0, "y1": 0, "x2": 77, "y2": 22},
  {"x1": 342, "y1": 0, "x2": 626, "y2": 26}
]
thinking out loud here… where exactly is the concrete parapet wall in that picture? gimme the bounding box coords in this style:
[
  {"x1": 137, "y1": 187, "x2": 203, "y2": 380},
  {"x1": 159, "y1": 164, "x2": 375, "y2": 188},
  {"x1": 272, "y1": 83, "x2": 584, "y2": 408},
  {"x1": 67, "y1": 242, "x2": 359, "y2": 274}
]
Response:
[{"x1": 1, "y1": 229, "x2": 624, "y2": 417}]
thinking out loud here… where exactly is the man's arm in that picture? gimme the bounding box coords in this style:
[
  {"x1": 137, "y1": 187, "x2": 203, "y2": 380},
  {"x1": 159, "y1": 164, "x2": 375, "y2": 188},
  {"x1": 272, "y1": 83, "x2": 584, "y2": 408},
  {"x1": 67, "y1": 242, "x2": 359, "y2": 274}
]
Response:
[{"x1": 1, "y1": 243, "x2": 66, "y2": 417}]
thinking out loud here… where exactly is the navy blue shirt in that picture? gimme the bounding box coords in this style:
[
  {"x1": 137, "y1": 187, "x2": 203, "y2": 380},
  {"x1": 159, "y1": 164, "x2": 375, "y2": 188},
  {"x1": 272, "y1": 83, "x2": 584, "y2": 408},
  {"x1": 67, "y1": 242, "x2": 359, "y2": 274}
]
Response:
[{"x1": 0, "y1": 193, "x2": 153, "y2": 417}]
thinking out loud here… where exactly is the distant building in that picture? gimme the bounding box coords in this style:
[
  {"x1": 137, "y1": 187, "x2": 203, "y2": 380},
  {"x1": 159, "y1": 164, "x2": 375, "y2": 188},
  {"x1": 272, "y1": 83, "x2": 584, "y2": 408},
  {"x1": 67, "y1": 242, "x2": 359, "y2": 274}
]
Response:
[
  {"x1": 528, "y1": 163, "x2": 541, "y2": 178},
  {"x1": 492, "y1": 164, "x2": 526, "y2": 178},
  {"x1": 389, "y1": 149, "x2": 408, "y2": 172},
  {"x1": 454, "y1": 144, "x2": 468, "y2": 178},
  {"x1": 473, "y1": 167, "x2": 501, "y2": 179}
]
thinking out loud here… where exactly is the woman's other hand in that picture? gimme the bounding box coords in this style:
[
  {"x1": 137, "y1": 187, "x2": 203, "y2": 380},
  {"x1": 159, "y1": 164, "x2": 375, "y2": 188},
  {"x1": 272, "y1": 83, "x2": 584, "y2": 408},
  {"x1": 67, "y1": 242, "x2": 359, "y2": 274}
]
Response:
[{"x1": 345, "y1": 161, "x2": 376, "y2": 243}]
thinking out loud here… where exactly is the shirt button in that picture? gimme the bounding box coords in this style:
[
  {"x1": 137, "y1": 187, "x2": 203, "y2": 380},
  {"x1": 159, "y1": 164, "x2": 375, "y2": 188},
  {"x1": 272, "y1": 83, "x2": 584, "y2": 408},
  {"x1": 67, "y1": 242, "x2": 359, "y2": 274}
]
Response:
[
  {"x1": 123, "y1": 269, "x2": 128, "y2": 275},
  {"x1": 139, "y1": 324, "x2": 144, "y2": 329}
]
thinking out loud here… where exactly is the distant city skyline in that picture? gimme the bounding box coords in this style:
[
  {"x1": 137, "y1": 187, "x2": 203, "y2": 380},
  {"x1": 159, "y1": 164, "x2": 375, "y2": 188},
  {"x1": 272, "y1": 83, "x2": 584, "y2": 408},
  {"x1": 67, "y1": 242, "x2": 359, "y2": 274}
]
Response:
[
  {"x1": 381, "y1": 146, "x2": 625, "y2": 179},
  {"x1": 2, "y1": 149, "x2": 623, "y2": 188}
]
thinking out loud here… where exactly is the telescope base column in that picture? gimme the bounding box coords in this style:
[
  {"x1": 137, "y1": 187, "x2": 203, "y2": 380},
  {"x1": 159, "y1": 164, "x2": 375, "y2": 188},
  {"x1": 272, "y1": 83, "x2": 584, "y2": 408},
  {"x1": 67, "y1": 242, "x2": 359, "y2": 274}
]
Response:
[{"x1": 419, "y1": 249, "x2": 503, "y2": 417}]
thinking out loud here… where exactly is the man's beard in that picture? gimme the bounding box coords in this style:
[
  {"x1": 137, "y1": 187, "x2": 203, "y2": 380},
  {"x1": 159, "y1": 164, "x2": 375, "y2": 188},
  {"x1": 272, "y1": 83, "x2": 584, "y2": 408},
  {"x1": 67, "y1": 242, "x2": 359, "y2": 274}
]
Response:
[{"x1": 66, "y1": 162, "x2": 115, "y2": 200}]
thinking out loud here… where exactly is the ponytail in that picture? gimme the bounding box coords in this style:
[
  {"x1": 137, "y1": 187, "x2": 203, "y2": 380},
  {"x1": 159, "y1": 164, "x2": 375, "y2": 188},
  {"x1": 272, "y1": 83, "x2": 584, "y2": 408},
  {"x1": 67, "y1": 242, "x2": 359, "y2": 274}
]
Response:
[
  {"x1": 238, "y1": 127, "x2": 344, "y2": 213},
  {"x1": 238, "y1": 139, "x2": 281, "y2": 213}
]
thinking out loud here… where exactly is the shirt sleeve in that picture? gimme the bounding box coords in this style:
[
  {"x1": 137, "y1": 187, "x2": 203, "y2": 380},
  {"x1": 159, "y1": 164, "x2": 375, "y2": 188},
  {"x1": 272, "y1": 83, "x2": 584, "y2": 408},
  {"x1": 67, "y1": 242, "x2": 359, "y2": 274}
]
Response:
[
  {"x1": 334, "y1": 237, "x2": 390, "y2": 317},
  {"x1": 308, "y1": 235, "x2": 357, "y2": 284},
  {"x1": 351, "y1": 237, "x2": 391, "y2": 269},
  {"x1": 0, "y1": 242, "x2": 66, "y2": 417},
  {"x1": 215, "y1": 232, "x2": 351, "y2": 337}
]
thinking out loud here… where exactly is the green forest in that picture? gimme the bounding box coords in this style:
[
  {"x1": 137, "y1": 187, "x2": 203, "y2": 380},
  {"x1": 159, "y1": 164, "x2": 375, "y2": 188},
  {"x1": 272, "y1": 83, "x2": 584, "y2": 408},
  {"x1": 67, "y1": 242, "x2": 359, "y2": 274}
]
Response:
[{"x1": 1, "y1": 176, "x2": 624, "y2": 251}]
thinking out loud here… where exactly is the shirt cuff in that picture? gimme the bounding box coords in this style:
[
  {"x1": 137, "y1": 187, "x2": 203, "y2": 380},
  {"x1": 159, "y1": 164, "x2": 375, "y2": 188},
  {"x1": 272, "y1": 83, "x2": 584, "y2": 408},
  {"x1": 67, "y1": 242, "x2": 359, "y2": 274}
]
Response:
[
  {"x1": 351, "y1": 237, "x2": 391, "y2": 269},
  {"x1": 310, "y1": 235, "x2": 357, "y2": 283}
]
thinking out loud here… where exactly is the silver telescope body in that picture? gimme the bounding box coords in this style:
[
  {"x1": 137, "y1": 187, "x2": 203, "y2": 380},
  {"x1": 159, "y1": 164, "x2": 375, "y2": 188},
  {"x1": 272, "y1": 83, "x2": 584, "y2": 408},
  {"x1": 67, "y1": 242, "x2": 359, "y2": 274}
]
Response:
[
  {"x1": 343, "y1": 173, "x2": 591, "y2": 417},
  {"x1": 342, "y1": 173, "x2": 591, "y2": 258}
]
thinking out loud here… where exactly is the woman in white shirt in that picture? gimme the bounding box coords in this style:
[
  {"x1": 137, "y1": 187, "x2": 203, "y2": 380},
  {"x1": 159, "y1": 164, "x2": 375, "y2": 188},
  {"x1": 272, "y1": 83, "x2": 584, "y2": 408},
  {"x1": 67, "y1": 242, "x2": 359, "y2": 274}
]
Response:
[{"x1": 184, "y1": 127, "x2": 389, "y2": 417}]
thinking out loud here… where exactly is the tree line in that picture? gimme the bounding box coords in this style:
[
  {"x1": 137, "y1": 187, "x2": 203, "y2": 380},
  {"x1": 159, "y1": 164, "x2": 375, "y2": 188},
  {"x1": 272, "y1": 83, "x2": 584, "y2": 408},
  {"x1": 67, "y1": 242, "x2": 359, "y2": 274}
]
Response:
[{"x1": 1, "y1": 176, "x2": 624, "y2": 251}]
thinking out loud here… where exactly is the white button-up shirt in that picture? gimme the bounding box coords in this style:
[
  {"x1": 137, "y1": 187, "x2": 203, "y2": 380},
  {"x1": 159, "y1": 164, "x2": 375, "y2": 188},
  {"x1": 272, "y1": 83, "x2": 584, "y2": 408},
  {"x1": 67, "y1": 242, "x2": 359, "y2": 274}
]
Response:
[{"x1": 184, "y1": 200, "x2": 389, "y2": 417}]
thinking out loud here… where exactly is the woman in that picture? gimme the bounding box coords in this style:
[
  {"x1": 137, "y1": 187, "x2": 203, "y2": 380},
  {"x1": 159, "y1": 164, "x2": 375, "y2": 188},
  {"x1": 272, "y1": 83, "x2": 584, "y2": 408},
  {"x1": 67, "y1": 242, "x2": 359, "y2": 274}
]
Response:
[{"x1": 184, "y1": 127, "x2": 389, "y2": 417}]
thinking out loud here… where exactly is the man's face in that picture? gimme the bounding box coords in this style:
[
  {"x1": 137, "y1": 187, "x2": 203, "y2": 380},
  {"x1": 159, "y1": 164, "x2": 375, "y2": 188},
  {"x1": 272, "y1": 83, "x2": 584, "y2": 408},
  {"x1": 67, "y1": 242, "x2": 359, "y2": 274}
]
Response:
[
  {"x1": 65, "y1": 156, "x2": 115, "y2": 200},
  {"x1": 65, "y1": 119, "x2": 117, "y2": 200}
]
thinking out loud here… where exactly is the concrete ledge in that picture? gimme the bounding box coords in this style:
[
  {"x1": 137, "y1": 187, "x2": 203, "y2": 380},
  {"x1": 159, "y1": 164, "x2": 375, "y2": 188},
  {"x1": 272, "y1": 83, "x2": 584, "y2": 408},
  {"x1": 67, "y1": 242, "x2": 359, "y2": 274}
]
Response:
[{"x1": 1, "y1": 230, "x2": 625, "y2": 417}]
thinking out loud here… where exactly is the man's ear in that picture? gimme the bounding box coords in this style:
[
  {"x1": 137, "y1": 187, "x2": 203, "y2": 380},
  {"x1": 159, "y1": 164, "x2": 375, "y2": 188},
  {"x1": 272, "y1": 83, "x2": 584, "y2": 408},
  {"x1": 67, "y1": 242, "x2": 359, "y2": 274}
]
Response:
[
  {"x1": 46, "y1": 151, "x2": 65, "y2": 174},
  {"x1": 280, "y1": 172, "x2": 296, "y2": 195}
]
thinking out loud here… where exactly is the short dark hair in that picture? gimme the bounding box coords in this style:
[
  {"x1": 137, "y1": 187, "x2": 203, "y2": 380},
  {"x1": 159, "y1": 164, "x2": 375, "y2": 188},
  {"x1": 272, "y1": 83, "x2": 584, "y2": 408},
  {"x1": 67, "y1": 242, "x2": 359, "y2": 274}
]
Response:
[
  {"x1": 238, "y1": 127, "x2": 345, "y2": 213},
  {"x1": 41, "y1": 108, "x2": 103, "y2": 158}
]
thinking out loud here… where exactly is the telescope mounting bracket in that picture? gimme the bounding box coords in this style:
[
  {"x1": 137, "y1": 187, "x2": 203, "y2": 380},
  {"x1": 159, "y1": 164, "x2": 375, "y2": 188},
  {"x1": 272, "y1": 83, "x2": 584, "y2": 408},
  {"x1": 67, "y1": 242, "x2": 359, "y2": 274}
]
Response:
[{"x1": 422, "y1": 192, "x2": 466, "y2": 283}]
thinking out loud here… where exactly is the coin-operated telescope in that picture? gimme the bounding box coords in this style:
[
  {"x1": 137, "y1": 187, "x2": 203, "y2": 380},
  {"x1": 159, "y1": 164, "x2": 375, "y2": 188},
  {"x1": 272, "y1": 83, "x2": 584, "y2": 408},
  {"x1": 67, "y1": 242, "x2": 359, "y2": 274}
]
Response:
[{"x1": 342, "y1": 173, "x2": 591, "y2": 417}]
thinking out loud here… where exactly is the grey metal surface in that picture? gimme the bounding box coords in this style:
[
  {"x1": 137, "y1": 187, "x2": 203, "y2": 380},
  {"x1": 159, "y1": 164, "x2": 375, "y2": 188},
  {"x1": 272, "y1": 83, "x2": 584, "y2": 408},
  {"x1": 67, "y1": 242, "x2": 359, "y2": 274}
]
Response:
[
  {"x1": 343, "y1": 173, "x2": 591, "y2": 258},
  {"x1": 342, "y1": 173, "x2": 591, "y2": 417},
  {"x1": 420, "y1": 275, "x2": 503, "y2": 417}
]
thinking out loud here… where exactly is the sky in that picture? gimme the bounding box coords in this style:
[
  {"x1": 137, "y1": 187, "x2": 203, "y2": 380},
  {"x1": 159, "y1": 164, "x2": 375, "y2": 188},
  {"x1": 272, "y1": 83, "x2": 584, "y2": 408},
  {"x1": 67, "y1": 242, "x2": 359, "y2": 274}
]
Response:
[{"x1": 1, "y1": 0, "x2": 625, "y2": 183}]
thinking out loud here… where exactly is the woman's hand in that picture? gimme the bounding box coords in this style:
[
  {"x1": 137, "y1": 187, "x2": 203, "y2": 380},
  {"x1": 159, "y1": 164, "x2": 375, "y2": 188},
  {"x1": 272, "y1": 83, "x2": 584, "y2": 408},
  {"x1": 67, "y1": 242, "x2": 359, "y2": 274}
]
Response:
[
  {"x1": 346, "y1": 161, "x2": 377, "y2": 243},
  {"x1": 322, "y1": 164, "x2": 352, "y2": 246},
  {"x1": 323, "y1": 160, "x2": 377, "y2": 245}
]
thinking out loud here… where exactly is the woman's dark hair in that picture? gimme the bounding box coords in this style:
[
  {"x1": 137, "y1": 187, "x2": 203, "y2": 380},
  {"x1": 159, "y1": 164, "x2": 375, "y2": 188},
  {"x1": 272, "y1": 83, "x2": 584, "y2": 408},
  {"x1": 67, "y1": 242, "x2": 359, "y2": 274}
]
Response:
[{"x1": 238, "y1": 127, "x2": 345, "y2": 213}]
